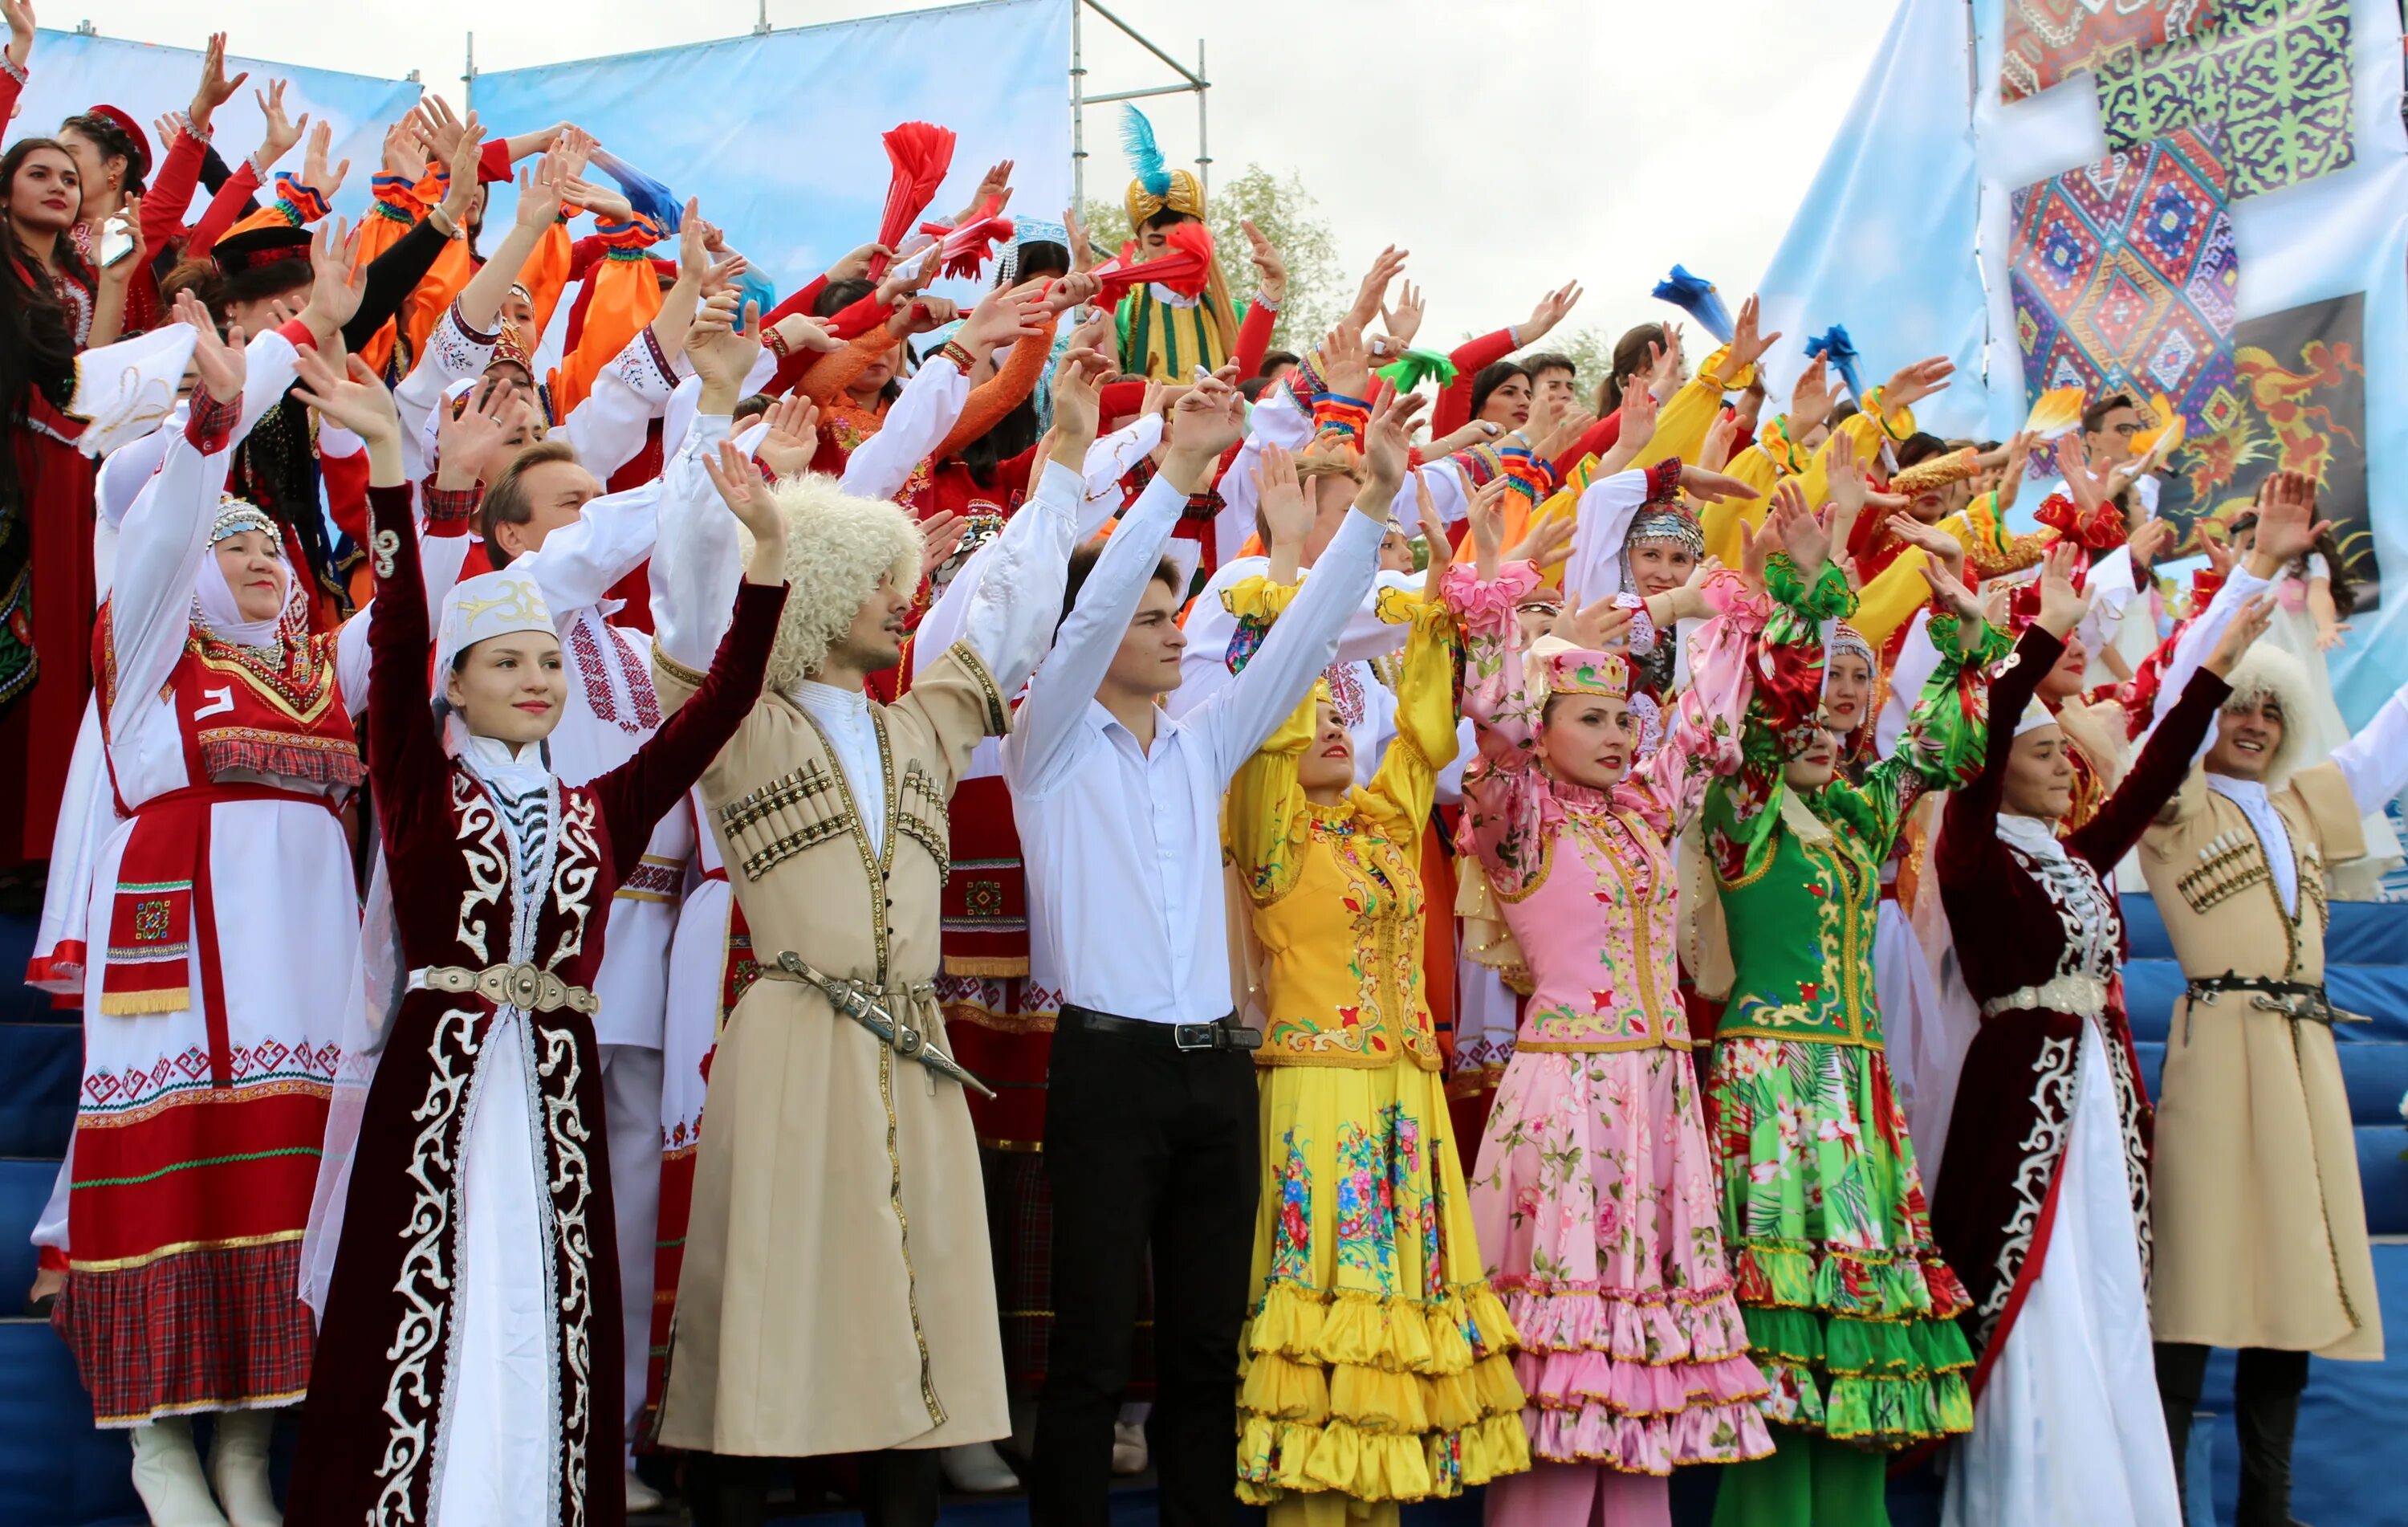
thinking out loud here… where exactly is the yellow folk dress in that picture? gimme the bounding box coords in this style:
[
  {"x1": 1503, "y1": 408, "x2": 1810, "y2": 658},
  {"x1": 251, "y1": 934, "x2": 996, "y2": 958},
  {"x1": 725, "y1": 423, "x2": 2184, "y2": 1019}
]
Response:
[{"x1": 1223, "y1": 585, "x2": 1528, "y2": 1524}]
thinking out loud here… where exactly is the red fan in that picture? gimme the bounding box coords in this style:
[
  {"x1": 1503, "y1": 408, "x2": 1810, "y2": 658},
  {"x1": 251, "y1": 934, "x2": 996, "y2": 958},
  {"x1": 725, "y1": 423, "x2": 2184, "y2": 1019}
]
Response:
[
  {"x1": 868, "y1": 121, "x2": 957, "y2": 280},
  {"x1": 2033, "y1": 491, "x2": 2127, "y2": 553},
  {"x1": 920, "y1": 195, "x2": 1013, "y2": 280},
  {"x1": 1088, "y1": 221, "x2": 1215, "y2": 307}
]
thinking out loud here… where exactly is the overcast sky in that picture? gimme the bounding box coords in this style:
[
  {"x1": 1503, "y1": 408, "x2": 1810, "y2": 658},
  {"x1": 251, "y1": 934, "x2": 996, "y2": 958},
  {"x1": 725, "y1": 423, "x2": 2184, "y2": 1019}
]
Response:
[{"x1": 48, "y1": 0, "x2": 1895, "y2": 348}]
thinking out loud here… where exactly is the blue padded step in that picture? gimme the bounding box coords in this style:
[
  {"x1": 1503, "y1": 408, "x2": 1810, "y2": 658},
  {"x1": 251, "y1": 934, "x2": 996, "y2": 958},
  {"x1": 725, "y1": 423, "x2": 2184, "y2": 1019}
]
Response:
[
  {"x1": 0, "y1": 914, "x2": 58, "y2": 1028},
  {"x1": 2361, "y1": 1126, "x2": 2408, "y2": 1236},
  {"x1": 0, "y1": 1317, "x2": 140, "y2": 1526},
  {"x1": 2125, "y1": 892, "x2": 2408, "y2": 967},
  {"x1": 2342, "y1": 1041, "x2": 2408, "y2": 1126},
  {"x1": 0, "y1": 1159, "x2": 59, "y2": 1307},
  {"x1": 0, "y1": 1024, "x2": 79, "y2": 1159}
]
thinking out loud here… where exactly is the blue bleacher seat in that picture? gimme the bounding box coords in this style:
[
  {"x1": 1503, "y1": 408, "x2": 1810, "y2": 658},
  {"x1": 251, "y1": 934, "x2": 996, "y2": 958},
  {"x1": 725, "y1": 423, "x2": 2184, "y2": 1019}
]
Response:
[
  {"x1": 0, "y1": 1023, "x2": 79, "y2": 1160},
  {"x1": 0, "y1": 1159, "x2": 58, "y2": 1305}
]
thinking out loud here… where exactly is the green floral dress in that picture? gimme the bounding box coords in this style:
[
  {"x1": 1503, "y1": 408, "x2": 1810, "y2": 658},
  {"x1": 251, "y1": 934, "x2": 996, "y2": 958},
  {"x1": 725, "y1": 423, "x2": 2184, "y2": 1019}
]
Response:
[{"x1": 1698, "y1": 557, "x2": 2005, "y2": 1456}]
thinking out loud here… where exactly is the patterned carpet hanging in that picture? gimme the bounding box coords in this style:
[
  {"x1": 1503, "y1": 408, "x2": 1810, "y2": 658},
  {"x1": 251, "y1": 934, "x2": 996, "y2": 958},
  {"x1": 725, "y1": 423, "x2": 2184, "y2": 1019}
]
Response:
[
  {"x1": 2010, "y1": 125, "x2": 2243, "y2": 438},
  {"x1": 2091, "y1": 0, "x2": 2355, "y2": 198},
  {"x1": 2001, "y1": 0, "x2": 2222, "y2": 104}
]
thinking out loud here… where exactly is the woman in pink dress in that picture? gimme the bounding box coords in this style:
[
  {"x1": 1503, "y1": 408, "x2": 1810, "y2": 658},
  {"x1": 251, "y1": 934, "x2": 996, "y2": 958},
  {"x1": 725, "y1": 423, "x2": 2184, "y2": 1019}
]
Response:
[{"x1": 1444, "y1": 461, "x2": 1784, "y2": 1527}]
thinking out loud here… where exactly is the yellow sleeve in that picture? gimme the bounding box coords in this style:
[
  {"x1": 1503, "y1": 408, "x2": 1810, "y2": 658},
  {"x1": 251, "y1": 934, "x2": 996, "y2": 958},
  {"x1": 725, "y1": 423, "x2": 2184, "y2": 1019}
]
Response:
[
  {"x1": 1220, "y1": 574, "x2": 1313, "y2": 906},
  {"x1": 1700, "y1": 442, "x2": 1785, "y2": 566},
  {"x1": 1650, "y1": 343, "x2": 1753, "y2": 469},
  {"x1": 1364, "y1": 597, "x2": 1462, "y2": 832}
]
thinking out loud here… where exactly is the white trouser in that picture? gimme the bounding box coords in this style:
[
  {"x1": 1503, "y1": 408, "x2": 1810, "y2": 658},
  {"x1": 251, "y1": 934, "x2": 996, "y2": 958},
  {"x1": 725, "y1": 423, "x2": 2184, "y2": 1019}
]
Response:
[{"x1": 601, "y1": 1042, "x2": 665, "y2": 1458}]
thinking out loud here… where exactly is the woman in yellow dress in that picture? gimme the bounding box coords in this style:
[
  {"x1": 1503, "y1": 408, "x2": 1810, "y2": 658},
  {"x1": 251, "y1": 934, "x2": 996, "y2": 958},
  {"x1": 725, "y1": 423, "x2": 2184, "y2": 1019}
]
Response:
[{"x1": 1223, "y1": 477, "x2": 1528, "y2": 1524}]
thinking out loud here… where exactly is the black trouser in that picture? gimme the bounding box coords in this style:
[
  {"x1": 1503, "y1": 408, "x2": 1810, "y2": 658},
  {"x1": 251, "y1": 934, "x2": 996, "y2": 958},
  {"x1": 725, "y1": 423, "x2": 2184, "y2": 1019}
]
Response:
[
  {"x1": 2156, "y1": 1342, "x2": 2311, "y2": 1527},
  {"x1": 1027, "y1": 1009, "x2": 1259, "y2": 1527},
  {"x1": 686, "y1": 1451, "x2": 938, "y2": 1527}
]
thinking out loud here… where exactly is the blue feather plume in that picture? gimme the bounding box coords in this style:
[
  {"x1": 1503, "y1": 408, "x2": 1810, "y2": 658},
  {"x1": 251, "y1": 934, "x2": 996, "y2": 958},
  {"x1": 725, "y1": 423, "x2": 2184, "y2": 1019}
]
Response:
[
  {"x1": 1119, "y1": 104, "x2": 1173, "y2": 198},
  {"x1": 1651, "y1": 265, "x2": 1734, "y2": 344},
  {"x1": 588, "y1": 146, "x2": 681, "y2": 234},
  {"x1": 1805, "y1": 325, "x2": 1864, "y2": 398}
]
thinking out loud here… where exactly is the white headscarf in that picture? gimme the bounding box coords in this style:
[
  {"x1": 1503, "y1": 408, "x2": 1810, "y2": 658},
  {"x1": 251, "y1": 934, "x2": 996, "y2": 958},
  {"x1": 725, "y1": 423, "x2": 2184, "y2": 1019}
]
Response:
[{"x1": 193, "y1": 498, "x2": 293, "y2": 649}]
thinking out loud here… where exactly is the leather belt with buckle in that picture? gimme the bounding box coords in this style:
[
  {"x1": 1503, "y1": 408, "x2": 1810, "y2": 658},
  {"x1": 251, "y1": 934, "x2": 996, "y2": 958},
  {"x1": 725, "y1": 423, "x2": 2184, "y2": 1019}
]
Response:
[{"x1": 1060, "y1": 1004, "x2": 1263, "y2": 1053}]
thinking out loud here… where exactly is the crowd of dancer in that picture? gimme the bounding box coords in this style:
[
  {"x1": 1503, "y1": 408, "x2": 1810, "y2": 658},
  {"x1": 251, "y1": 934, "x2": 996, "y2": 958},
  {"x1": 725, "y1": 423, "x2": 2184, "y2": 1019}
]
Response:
[{"x1": 1, "y1": 14, "x2": 2394, "y2": 1527}]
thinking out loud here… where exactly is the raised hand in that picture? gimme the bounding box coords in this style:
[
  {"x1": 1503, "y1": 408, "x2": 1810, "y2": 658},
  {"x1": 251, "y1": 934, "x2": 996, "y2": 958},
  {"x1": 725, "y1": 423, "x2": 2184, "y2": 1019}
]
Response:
[
  {"x1": 1522, "y1": 281, "x2": 1582, "y2": 344},
  {"x1": 959, "y1": 279, "x2": 1047, "y2": 362},
  {"x1": 1361, "y1": 388, "x2": 1428, "y2": 503},
  {"x1": 689, "y1": 295, "x2": 761, "y2": 393},
  {"x1": 1416, "y1": 472, "x2": 1451, "y2": 601},
  {"x1": 1698, "y1": 409, "x2": 1739, "y2": 474},
  {"x1": 1881, "y1": 355, "x2": 1955, "y2": 410},
  {"x1": 771, "y1": 312, "x2": 841, "y2": 358},
  {"x1": 1320, "y1": 323, "x2": 1373, "y2": 401},
  {"x1": 4, "y1": 0, "x2": 35, "y2": 69},
  {"x1": 1738, "y1": 517, "x2": 1771, "y2": 593},
  {"x1": 750, "y1": 393, "x2": 820, "y2": 478},
  {"x1": 1344, "y1": 246, "x2": 1408, "y2": 332},
  {"x1": 253, "y1": 79, "x2": 304, "y2": 172},
  {"x1": 1726, "y1": 292, "x2": 1780, "y2": 374},
  {"x1": 2248, "y1": 470, "x2": 2330, "y2": 572},
  {"x1": 2205, "y1": 594, "x2": 2276, "y2": 676},
  {"x1": 700, "y1": 438, "x2": 789, "y2": 584},
  {"x1": 1554, "y1": 594, "x2": 1636, "y2": 652},
  {"x1": 177, "y1": 290, "x2": 246, "y2": 403},
  {"x1": 1788, "y1": 354, "x2": 1831, "y2": 433},
  {"x1": 1617, "y1": 361, "x2": 1662, "y2": 445},
  {"x1": 299, "y1": 117, "x2": 351, "y2": 202},
  {"x1": 1063, "y1": 204, "x2": 1096, "y2": 274},
  {"x1": 1505, "y1": 511, "x2": 1575, "y2": 574},
  {"x1": 2034, "y1": 540, "x2": 2091, "y2": 637},
  {"x1": 2055, "y1": 430, "x2": 2114, "y2": 515},
  {"x1": 1767, "y1": 479, "x2": 1828, "y2": 581},
  {"x1": 291, "y1": 345, "x2": 401, "y2": 444},
  {"x1": 300, "y1": 217, "x2": 365, "y2": 334},
  {"x1": 1530, "y1": 405, "x2": 1597, "y2": 466},
  {"x1": 1046, "y1": 271, "x2": 1101, "y2": 314},
  {"x1": 561, "y1": 175, "x2": 634, "y2": 222},
  {"x1": 893, "y1": 295, "x2": 960, "y2": 337},
  {"x1": 96, "y1": 195, "x2": 146, "y2": 287},
  {"x1": 516, "y1": 154, "x2": 570, "y2": 232},
  {"x1": 1883, "y1": 514, "x2": 1967, "y2": 582},
  {"x1": 962, "y1": 159, "x2": 1014, "y2": 219},
  {"x1": 434, "y1": 376, "x2": 523, "y2": 487},
  {"x1": 1677, "y1": 464, "x2": 1755, "y2": 505},
  {"x1": 1242, "y1": 218, "x2": 1288, "y2": 307},
  {"x1": 1467, "y1": 474, "x2": 1510, "y2": 580},
  {"x1": 380, "y1": 119, "x2": 427, "y2": 181},
  {"x1": 1047, "y1": 346, "x2": 1113, "y2": 458},
  {"x1": 2128, "y1": 516, "x2": 2176, "y2": 568},
  {"x1": 1165, "y1": 377, "x2": 1247, "y2": 477},
  {"x1": 1381, "y1": 279, "x2": 1425, "y2": 350},
  {"x1": 918, "y1": 510, "x2": 969, "y2": 580},
  {"x1": 435, "y1": 110, "x2": 484, "y2": 228},
  {"x1": 189, "y1": 31, "x2": 248, "y2": 136},
  {"x1": 1255, "y1": 442, "x2": 1308, "y2": 552},
  {"x1": 409, "y1": 96, "x2": 471, "y2": 167}
]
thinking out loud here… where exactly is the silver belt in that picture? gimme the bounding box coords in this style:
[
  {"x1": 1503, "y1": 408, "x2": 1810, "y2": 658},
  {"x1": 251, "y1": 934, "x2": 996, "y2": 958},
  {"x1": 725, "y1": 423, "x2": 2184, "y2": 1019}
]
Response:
[
  {"x1": 409, "y1": 962, "x2": 600, "y2": 1016},
  {"x1": 1980, "y1": 972, "x2": 2109, "y2": 1020}
]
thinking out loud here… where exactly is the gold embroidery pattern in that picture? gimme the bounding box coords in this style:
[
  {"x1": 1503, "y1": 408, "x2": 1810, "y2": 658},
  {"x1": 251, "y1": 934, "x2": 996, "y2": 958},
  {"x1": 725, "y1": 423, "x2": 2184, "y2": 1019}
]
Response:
[
  {"x1": 2176, "y1": 828, "x2": 2269, "y2": 914},
  {"x1": 946, "y1": 639, "x2": 1008, "y2": 735},
  {"x1": 719, "y1": 760, "x2": 857, "y2": 882},
  {"x1": 894, "y1": 761, "x2": 952, "y2": 882}
]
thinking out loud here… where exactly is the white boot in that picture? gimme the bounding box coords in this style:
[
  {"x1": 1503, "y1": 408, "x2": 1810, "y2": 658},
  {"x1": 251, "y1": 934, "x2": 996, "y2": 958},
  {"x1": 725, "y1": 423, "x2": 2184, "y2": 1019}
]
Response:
[
  {"x1": 938, "y1": 1440, "x2": 1020, "y2": 1492},
  {"x1": 206, "y1": 1411, "x2": 280, "y2": 1527},
  {"x1": 624, "y1": 1466, "x2": 665, "y2": 1512},
  {"x1": 129, "y1": 1419, "x2": 229, "y2": 1527},
  {"x1": 1110, "y1": 1422, "x2": 1148, "y2": 1476}
]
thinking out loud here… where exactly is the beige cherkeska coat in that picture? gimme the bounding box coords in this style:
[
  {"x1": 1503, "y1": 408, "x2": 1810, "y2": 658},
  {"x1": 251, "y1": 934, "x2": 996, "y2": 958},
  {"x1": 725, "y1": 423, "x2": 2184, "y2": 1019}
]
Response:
[
  {"x1": 654, "y1": 638, "x2": 1013, "y2": 1455},
  {"x1": 2139, "y1": 760, "x2": 2382, "y2": 1361}
]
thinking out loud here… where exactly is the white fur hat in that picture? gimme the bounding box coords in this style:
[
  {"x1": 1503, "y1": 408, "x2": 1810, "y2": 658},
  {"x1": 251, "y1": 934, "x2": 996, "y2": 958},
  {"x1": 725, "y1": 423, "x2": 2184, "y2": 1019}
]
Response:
[
  {"x1": 2215, "y1": 642, "x2": 2313, "y2": 781},
  {"x1": 746, "y1": 471, "x2": 922, "y2": 691}
]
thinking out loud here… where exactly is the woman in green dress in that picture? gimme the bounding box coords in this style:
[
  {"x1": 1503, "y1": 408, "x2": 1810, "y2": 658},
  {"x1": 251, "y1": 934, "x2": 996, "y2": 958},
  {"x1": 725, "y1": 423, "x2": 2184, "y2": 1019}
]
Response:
[{"x1": 1698, "y1": 486, "x2": 1999, "y2": 1525}]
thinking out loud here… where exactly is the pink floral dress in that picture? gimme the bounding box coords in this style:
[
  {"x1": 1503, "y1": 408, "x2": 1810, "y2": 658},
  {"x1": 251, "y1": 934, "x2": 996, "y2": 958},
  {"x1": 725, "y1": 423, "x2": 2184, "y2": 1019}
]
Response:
[{"x1": 1444, "y1": 561, "x2": 1776, "y2": 1480}]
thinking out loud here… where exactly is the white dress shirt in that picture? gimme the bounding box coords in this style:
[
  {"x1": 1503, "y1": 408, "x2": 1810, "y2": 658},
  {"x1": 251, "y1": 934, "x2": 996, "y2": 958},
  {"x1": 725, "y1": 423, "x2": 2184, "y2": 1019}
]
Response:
[
  {"x1": 791, "y1": 678, "x2": 885, "y2": 856},
  {"x1": 1004, "y1": 473, "x2": 1383, "y2": 1024}
]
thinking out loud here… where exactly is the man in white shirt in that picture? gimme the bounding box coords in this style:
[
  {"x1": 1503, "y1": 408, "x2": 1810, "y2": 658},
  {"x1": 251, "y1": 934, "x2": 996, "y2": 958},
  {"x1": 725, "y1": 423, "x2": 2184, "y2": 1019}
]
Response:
[{"x1": 1011, "y1": 370, "x2": 1418, "y2": 1526}]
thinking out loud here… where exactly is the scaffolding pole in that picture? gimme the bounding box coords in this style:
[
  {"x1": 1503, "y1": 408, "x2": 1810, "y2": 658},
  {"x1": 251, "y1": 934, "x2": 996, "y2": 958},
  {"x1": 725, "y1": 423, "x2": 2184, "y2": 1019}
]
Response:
[{"x1": 1070, "y1": 0, "x2": 1209, "y2": 218}]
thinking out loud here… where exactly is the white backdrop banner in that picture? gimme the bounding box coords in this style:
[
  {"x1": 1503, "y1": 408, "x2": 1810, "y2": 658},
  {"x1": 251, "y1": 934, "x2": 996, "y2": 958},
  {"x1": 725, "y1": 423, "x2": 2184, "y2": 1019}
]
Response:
[
  {"x1": 4, "y1": 30, "x2": 419, "y2": 222},
  {"x1": 470, "y1": 0, "x2": 1073, "y2": 301}
]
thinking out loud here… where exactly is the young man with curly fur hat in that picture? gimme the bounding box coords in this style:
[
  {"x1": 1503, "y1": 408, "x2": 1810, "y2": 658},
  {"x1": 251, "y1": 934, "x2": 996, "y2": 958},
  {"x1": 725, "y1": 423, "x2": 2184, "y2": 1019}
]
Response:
[
  {"x1": 646, "y1": 281, "x2": 1068, "y2": 1527},
  {"x1": 2129, "y1": 472, "x2": 2402, "y2": 1527}
]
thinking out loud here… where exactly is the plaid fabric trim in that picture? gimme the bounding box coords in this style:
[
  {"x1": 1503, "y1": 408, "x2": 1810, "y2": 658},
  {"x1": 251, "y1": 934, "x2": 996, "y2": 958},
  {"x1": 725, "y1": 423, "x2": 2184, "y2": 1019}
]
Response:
[
  {"x1": 55, "y1": 1236, "x2": 315, "y2": 1426},
  {"x1": 185, "y1": 389, "x2": 240, "y2": 454}
]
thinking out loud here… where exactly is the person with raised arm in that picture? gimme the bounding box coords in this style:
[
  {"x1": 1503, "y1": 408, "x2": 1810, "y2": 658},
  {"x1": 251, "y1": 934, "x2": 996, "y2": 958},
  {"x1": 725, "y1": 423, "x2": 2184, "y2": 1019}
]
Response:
[
  {"x1": 2134, "y1": 472, "x2": 2400, "y2": 1527},
  {"x1": 649, "y1": 293, "x2": 1088, "y2": 1527},
  {"x1": 1698, "y1": 483, "x2": 1996, "y2": 1525},
  {"x1": 1446, "y1": 475, "x2": 1780, "y2": 1527},
  {"x1": 1928, "y1": 544, "x2": 2272, "y2": 1527},
  {"x1": 1215, "y1": 425, "x2": 1531, "y2": 1523},
  {"x1": 51, "y1": 258, "x2": 463, "y2": 1526},
  {"x1": 1014, "y1": 363, "x2": 1410, "y2": 1527},
  {"x1": 279, "y1": 340, "x2": 781, "y2": 1527}
]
